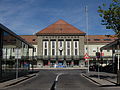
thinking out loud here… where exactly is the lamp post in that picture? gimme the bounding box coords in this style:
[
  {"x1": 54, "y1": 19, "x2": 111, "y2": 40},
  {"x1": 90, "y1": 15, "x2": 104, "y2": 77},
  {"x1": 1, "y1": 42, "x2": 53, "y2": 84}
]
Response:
[{"x1": 85, "y1": 6, "x2": 89, "y2": 73}]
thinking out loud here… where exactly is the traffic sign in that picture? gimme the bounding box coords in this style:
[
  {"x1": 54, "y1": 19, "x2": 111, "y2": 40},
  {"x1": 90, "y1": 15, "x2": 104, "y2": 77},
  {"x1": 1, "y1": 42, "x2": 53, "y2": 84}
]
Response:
[{"x1": 84, "y1": 53, "x2": 90, "y2": 59}]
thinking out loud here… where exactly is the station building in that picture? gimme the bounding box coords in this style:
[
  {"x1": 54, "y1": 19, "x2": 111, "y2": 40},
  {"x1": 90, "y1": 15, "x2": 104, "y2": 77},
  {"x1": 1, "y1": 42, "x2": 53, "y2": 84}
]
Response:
[
  {"x1": 20, "y1": 20, "x2": 117, "y2": 68},
  {"x1": 36, "y1": 20, "x2": 86, "y2": 67}
]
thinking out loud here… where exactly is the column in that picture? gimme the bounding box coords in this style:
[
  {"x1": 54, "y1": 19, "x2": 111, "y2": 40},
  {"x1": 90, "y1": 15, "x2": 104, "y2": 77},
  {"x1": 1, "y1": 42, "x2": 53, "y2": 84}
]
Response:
[
  {"x1": 64, "y1": 39, "x2": 66, "y2": 58},
  {"x1": 71, "y1": 39, "x2": 74, "y2": 67},
  {"x1": 56, "y1": 38, "x2": 58, "y2": 60},
  {"x1": 32, "y1": 48, "x2": 34, "y2": 71},
  {"x1": 112, "y1": 48, "x2": 115, "y2": 73},
  {"x1": 71, "y1": 39, "x2": 73, "y2": 57},
  {"x1": 48, "y1": 39, "x2": 51, "y2": 57}
]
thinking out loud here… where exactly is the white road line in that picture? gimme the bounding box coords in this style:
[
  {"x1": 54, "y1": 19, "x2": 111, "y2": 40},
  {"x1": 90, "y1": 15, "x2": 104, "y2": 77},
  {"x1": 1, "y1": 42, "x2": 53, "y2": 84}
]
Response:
[{"x1": 55, "y1": 73, "x2": 63, "y2": 81}]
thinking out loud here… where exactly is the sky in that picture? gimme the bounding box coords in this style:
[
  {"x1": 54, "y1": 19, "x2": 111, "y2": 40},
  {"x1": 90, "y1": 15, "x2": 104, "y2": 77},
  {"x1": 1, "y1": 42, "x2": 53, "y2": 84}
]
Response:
[{"x1": 0, "y1": 0, "x2": 115, "y2": 35}]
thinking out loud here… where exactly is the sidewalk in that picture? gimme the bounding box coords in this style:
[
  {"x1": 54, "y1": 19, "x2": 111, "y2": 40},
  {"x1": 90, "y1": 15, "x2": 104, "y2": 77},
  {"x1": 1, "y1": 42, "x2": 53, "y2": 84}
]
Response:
[
  {"x1": 82, "y1": 71, "x2": 118, "y2": 86},
  {"x1": 0, "y1": 73, "x2": 37, "y2": 89}
]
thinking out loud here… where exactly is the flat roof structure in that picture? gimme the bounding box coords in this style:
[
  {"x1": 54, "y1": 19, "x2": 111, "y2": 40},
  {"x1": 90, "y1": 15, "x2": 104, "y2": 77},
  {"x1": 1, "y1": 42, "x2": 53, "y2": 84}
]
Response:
[
  {"x1": 0, "y1": 24, "x2": 33, "y2": 48},
  {"x1": 100, "y1": 39, "x2": 120, "y2": 50}
]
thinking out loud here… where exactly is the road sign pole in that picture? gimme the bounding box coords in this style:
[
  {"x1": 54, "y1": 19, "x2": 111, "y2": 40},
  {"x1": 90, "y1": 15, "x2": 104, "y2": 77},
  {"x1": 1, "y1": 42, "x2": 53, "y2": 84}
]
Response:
[
  {"x1": 88, "y1": 59, "x2": 89, "y2": 73},
  {"x1": 117, "y1": 45, "x2": 120, "y2": 85},
  {"x1": 84, "y1": 53, "x2": 90, "y2": 73},
  {"x1": 16, "y1": 48, "x2": 19, "y2": 79}
]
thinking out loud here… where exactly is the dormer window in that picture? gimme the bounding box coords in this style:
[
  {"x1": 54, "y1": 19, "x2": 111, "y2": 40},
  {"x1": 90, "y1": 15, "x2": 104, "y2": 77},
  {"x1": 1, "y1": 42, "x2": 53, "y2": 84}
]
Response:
[
  {"x1": 94, "y1": 39, "x2": 100, "y2": 41},
  {"x1": 33, "y1": 39, "x2": 36, "y2": 41}
]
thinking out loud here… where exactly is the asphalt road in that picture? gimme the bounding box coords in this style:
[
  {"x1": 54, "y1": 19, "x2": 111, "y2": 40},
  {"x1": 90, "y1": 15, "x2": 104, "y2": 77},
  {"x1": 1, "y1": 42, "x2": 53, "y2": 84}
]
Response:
[{"x1": 1, "y1": 69, "x2": 120, "y2": 90}]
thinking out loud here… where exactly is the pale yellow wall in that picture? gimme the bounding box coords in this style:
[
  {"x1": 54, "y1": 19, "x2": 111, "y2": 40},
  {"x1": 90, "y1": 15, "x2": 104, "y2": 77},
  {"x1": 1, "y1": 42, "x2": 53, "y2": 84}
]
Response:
[
  {"x1": 84, "y1": 45, "x2": 112, "y2": 56},
  {"x1": 29, "y1": 45, "x2": 37, "y2": 56}
]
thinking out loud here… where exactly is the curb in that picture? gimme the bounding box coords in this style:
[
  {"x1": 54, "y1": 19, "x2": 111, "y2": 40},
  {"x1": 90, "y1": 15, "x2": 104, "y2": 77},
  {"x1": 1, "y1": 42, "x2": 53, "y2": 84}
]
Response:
[
  {"x1": 104, "y1": 78, "x2": 117, "y2": 85},
  {"x1": 81, "y1": 73, "x2": 118, "y2": 87},
  {"x1": 81, "y1": 73, "x2": 102, "y2": 86},
  {"x1": 0, "y1": 73, "x2": 37, "y2": 89}
]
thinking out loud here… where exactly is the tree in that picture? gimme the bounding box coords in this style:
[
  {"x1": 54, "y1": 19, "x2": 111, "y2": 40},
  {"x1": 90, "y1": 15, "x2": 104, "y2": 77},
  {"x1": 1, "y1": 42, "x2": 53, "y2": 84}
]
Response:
[{"x1": 98, "y1": 0, "x2": 120, "y2": 38}]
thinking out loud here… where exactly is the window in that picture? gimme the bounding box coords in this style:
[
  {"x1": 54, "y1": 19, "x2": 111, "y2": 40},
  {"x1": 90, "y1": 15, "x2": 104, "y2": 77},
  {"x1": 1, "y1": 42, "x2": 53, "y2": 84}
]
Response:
[
  {"x1": 87, "y1": 39, "x2": 90, "y2": 41},
  {"x1": 93, "y1": 50, "x2": 96, "y2": 52},
  {"x1": 75, "y1": 42, "x2": 77, "y2": 48},
  {"x1": 13, "y1": 48, "x2": 15, "y2": 52},
  {"x1": 45, "y1": 42, "x2": 47, "y2": 48},
  {"x1": 52, "y1": 41, "x2": 55, "y2": 48},
  {"x1": 94, "y1": 39, "x2": 100, "y2": 41},
  {"x1": 34, "y1": 48, "x2": 36, "y2": 52},
  {"x1": 33, "y1": 39, "x2": 36, "y2": 41},
  {"x1": 52, "y1": 49, "x2": 55, "y2": 55},
  {"x1": 75, "y1": 49, "x2": 77, "y2": 55},
  {"x1": 67, "y1": 49, "x2": 70, "y2": 55},
  {"x1": 104, "y1": 39, "x2": 111, "y2": 41},
  {"x1": 44, "y1": 49, "x2": 47, "y2": 55},
  {"x1": 107, "y1": 50, "x2": 110, "y2": 52},
  {"x1": 60, "y1": 51, "x2": 62, "y2": 55},
  {"x1": 60, "y1": 41, "x2": 62, "y2": 47},
  {"x1": 67, "y1": 42, "x2": 70, "y2": 48}
]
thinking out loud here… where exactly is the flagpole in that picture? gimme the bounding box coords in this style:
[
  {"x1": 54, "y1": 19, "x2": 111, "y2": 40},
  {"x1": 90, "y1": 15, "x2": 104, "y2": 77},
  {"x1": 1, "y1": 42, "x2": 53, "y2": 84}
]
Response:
[{"x1": 85, "y1": 6, "x2": 89, "y2": 73}]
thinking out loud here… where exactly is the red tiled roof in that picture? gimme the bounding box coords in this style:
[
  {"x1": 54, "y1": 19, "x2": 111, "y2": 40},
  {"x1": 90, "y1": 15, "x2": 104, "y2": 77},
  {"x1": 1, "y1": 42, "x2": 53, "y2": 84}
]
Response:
[
  {"x1": 36, "y1": 19, "x2": 85, "y2": 35},
  {"x1": 85, "y1": 35, "x2": 117, "y2": 43},
  {"x1": 20, "y1": 35, "x2": 37, "y2": 44},
  {"x1": 20, "y1": 35, "x2": 117, "y2": 45}
]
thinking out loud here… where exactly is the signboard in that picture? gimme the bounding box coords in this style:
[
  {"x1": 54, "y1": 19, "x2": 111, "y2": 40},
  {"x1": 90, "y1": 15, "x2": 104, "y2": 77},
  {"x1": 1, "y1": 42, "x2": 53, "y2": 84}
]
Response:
[{"x1": 84, "y1": 53, "x2": 90, "y2": 59}]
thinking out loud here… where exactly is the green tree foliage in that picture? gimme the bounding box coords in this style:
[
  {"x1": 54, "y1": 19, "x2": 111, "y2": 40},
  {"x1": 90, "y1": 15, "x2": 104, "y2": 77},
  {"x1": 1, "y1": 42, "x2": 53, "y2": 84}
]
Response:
[{"x1": 98, "y1": 0, "x2": 120, "y2": 38}]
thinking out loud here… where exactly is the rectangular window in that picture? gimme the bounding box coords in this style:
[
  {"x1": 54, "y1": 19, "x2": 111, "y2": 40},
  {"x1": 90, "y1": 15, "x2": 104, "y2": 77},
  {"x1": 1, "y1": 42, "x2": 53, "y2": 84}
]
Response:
[
  {"x1": 45, "y1": 42, "x2": 47, "y2": 48},
  {"x1": 75, "y1": 42, "x2": 77, "y2": 48},
  {"x1": 60, "y1": 51, "x2": 62, "y2": 56},
  {"x1": 52, "y1": 41, "x2": 55, "y2": 48},
  {"x1": 94, "y1": 39, "x2": 100, "y2": 41},
  {"x1": 52, "y1": 49, "x2": 55, "y2": 55},
  {"x1": 13, "y1": 48, "x2": 15, "y2": 52},
  {"x1": 67, "y1": 49, "x2": 70, "y2": 55},
  {"x1": 67, "y1": 42, "x2": 70, "y2": 48},
  {"x1": 60, "y1": 41, "x2": 62, "y2": 47},
  {"x1": 104, "y1": 39, "x2": 111, "y2": 41},
  {"x1": 34, "y1": 48, "x2": 36, "y2": 52},
  {"x1": 75, "y1": 49, "x2": 77, "y2": 55},
  {"x1": 44, "y1": 49, "x2": 47, "y2": 55}
]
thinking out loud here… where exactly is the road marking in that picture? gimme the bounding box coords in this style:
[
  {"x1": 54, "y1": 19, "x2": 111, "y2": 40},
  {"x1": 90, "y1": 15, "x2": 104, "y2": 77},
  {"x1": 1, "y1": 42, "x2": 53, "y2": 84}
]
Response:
[
  {"x1": 55, "y1": 73, "x2": 63, "y2": 81},
  {"x1": 51, "y1": 73, "x2": 63, "y2": 90}
]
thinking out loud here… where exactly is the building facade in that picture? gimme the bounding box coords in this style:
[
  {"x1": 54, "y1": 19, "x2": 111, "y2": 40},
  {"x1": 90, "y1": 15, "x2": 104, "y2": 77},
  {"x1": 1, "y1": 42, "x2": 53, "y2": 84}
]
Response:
[
  {"x1": 36, "y1": 20, "x2": 86, "y2": 67},
  {"x1": 20, "y1": 20, "x2": 117, "y2": 68},
  {"x1": 84, "y1": 35, "x2": 117, "y2": 66},
  {"x1": 0, "y1": 23, "x2": 34, "y2": 79}
]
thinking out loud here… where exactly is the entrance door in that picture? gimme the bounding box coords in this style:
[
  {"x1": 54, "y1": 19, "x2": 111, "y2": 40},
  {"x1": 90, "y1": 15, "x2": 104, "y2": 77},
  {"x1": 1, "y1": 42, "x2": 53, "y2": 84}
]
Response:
[
  {"x1": 58, "y1": 61, "x2": 63, "y2": 65},
  {"x1": 43, "y1": 60, "x2": 48, "y2": 66},
  {"x1": 50, "y1": 61, "x2": 56, "y2": 67},
  {"x1": 66, "y1": 61, "x2": 71, "y2": 67},
  {"x1": 74, "y1": 60, "x2": 79, "y2": 66}
]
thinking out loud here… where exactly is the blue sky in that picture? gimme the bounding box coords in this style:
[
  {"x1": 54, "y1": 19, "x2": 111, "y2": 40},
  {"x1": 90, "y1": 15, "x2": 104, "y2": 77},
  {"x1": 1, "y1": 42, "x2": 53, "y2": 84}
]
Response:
[{"x1": 0, "y1": 0, "x2": 114, "y2": 35}]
